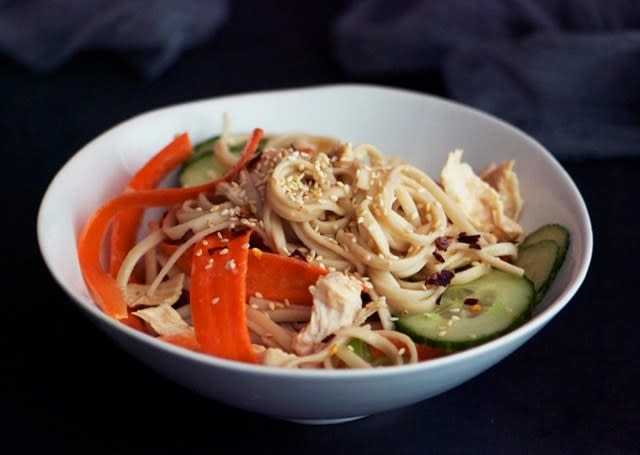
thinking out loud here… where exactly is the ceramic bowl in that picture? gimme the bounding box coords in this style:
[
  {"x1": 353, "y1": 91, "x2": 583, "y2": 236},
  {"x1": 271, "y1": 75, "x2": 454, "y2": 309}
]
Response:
[{"x1": 37, "y1": 84, "x2": 592, "y2": 424}]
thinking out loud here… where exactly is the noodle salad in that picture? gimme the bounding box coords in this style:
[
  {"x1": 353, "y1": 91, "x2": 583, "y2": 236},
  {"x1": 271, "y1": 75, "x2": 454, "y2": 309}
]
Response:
[{"x1": 77, "y1": 121, "x2": 569, "y2": 369}]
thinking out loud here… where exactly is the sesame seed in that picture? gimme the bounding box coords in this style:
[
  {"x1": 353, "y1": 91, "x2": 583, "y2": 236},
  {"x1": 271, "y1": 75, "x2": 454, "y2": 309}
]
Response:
[
  {"x1": 211, "y1": 297, "x2": 220, "y2": 305},
  {"x1": 224, "y1": 259, "x2": 236, "y2": 270}
]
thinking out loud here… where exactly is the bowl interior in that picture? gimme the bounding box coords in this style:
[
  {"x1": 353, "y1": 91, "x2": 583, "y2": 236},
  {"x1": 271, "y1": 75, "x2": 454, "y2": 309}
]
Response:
[{"x1": 37, "y1": 83, "x2": 592, "y2": 420}]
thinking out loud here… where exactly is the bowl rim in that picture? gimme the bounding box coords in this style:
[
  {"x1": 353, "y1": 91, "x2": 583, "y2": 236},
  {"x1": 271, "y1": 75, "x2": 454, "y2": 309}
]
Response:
[{"x1": 37, "y1": 82, "x2": 594, "y2": 379}]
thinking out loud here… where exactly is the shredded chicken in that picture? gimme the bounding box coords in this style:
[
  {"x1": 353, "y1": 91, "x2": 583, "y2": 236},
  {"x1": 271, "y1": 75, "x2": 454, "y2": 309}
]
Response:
[
  {"x1": 260, "y1": 347, "x2": 299, "y2": 367},
  {"x1": 124, "y1": 273, "x2": 185, "y2": 308},
  {"x1": 481, "y1": 160, "x2": 524, "y2": 220},
  {"x1": 441, "y1": 150, "x2": 523, "y2": 241},
  {"x1": 133, "y1": 304, "x2": 193, "y2": 337},
  {"x1": 291, "y1": 272, "x2": 363, "y2": 355}
]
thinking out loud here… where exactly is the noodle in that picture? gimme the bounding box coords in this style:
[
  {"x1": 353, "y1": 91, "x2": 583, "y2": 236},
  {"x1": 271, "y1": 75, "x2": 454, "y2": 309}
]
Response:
[{"x1": 116, "y1": 125, "x2": 526, "y2": 369}]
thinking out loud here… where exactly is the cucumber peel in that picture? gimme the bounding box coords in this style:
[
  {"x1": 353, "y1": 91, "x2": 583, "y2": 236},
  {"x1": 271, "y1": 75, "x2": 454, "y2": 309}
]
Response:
[
  {"x1": 516, "y1": 223, "x2": 570, "y2": 303},
  {"x1": 396, "y1": 269, "x2": 535, "y2": 351},
  {"x1": 178, "y1": 135, "x2": 267, "y2": 187}
]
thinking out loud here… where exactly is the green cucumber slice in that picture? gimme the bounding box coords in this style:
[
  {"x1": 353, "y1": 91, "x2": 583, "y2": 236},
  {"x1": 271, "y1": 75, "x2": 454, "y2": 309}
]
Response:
[
  {"x1": 515, "y1": 240, "x2": 560, "y2": 303},
  {"x1": 178, "y1": 153, "x2": 229, "y2": 187},
  {"x1": 395, "y1": 269, "x2": 535, "y2": 351},
  {"x1": 178, "y1": 136, "x2": 267, "y2": 187},
  {"x1": 516, "y1": 223, "x2": 570, "y2": 303},
  {"x1": 183, "y1": 136, "x2": 220, "y2": 166},
  {"x1": 520, "y1": 223, "x2": 570, "y2": 263}
]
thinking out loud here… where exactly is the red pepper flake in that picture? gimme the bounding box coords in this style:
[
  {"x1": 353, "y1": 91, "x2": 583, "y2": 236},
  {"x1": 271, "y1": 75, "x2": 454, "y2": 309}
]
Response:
[
  {"x1": 432, "y1": 251, "x2": 445, "y2": 263},
  {"x1": 230, "y1": 225, "x2": 251, "y2": 236},
  {"x1": 457, "y1": 232, "x2": 481, "y2": 244},
  {"x1": 426, "y1": 269, "x2": 454, "y2": 286},
  {"x1": 289, "y1": 249, "x2": 308, "y2": 262},
  {"x1": 435, "y1": 236, "x2": 452, "y2": 251}
]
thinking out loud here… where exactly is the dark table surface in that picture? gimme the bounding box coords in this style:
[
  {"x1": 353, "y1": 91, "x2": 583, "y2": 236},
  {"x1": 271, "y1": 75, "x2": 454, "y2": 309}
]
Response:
[{"x1": 5, "y1": 1, "x2": 638, "y2": 453}]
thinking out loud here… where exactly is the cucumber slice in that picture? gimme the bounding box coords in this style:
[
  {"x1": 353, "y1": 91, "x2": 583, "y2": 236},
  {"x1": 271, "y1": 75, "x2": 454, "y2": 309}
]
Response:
[
  {"x1": 520, "y1": 223, "x2": 570, "y2": 263},
  {"x1": 178, "y1": 136, "x2": 267, "y2": 187},
  {"x1": 516, "y1": 223, "x2": 570, "y2": 303},
  {"x1": 395, "y1": 269, "x2": 535, "y2": 350},
  {"x1": 515, "y1": 240, "x2": 560, "y2": 303},
  {"x1": 183, "y1": 136, "x2": 220, "y2": 166}
]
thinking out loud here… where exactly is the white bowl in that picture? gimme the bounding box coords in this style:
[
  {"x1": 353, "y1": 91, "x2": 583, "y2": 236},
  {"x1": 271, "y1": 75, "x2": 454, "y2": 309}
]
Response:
[{"x1": 37, "y1": 84, "x2": 592, "y2": 424}]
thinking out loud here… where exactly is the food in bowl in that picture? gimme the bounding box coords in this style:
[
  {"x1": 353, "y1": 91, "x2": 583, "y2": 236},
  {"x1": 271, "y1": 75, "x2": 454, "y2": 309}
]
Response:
[{"x1": 77, "y1": 117, "x2": 569, "y2": 369}]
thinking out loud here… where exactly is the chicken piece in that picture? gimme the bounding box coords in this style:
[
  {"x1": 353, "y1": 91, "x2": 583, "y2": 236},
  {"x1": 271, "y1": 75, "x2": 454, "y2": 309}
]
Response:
[
  {"x1": 260, "y1": 347, "x2": 299, "y2": 367},
  {"x1": 440, "y1": 150, "x2": 523, "y2": 241},
  {"x1": 133, "y1": 304, "x2": 193, "y2": 337},
  {"x1": 124, "y1": 273, "x2": 185, "y2": 308},
  {"x1": 291, "y1": 272, "x2": 363, "y2": 355},
  {"x1": 480, "y1": 160, "x2": 524, "y2": 220}
]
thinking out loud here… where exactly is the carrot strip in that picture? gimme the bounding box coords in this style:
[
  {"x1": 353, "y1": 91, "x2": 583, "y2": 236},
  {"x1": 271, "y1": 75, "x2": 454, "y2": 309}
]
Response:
[
  {"x1": 159, "y1": 331, "x2": 201, "y2": 352},
  {"x1": 246, "y1": 249, "x2": 328, "y2": 306},
  {"x1": 415, "y1": 344, "x2": 448, "y2": 361},
  {"x1": 159, "y1": 241, "x2": 194, "y2": 275},
  {"x1": 109, "y1": 133, "x2": 193, "y2": 276},
  {"x1": 77, "y1": 128, "x2": 264, "y2": 320},
  {"x1": 120, "y1": 312, "x2": 147, "y2": 332},
  {"x1": 189, "y1": 231, "x2": 257, "y2": 363},
  {"x1": 159, "y1": 243, "x2": 328, "y2": 306}
]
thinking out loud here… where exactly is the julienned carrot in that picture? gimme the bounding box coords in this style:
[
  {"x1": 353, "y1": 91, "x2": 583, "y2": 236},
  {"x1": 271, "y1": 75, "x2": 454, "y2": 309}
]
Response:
[
  {"x1": 415, "y1": 344, "x2": 448, "y2": 361},
  {"x1": 77, "y1": 128, "x2": 264, "y2": 320},
  {"x1": 159, "y1": 241, "x2": 194, "y2": 274},
  {"x1": 159, "y1": 331, "x2": 201, "y2": 352},
  {"x1": 120, "y1": 313, "x2": 147, "y2": 332},
  {"x1": 157, "y1": 242, "x2": 327, "y2": 306},
  {"x1": 189, "y1": 231, "x2": 257, "y2": 363},
  {"x1": 109, "y1": 133, "x2": 193, "y2": 276},
  {"x1": 246, "y1": 249, "x2": 328, "y2": 306}
]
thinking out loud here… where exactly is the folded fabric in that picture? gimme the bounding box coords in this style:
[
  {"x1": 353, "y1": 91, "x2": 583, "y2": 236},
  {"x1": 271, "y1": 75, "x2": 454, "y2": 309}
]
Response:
[
  {"x1": 0, "y1": 0, "x2": 229, "y2": 79},
  {"x1": 332, "y1": 0, "x2": 640, "y2": 159}
]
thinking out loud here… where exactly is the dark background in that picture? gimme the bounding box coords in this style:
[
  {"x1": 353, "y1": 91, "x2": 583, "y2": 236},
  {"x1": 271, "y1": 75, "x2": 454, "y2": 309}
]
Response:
[{"x1": 4, "y1": 1, "x2": 638, "y2": 453}]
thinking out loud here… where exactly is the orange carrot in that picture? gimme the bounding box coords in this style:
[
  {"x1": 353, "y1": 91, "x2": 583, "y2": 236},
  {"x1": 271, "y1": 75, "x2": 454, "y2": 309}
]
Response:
[
  {"x1": 109, "y1": 133, "x2": 193, "y2": 276},
  {"x1": 159, "y1": 331, "x2": 201, "y2": 352},
  {"x1": 246, "y1": 249, "x2": 328, "y2": 306},
  {"x1": 415, "y1": 343, "x2": 448, "y2": 361},
  {"x1": 120, "y1": 312, "x2": 147, "y2": 332},
  {"x1": 189, "y1": 231, "x2": 257, "y2": 363},
  {"x1": 158, "y1": 241, "x2": 194, "y2": 275},
  {"x1": 77, "y1": 128, "x2": 264, "y2": 320}
]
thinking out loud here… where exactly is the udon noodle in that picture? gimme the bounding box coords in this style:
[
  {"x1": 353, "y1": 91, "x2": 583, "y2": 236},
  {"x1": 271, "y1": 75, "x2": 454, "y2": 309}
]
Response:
[{"x1": 116, "y1": 122, "x2": 525, "y2": 369}]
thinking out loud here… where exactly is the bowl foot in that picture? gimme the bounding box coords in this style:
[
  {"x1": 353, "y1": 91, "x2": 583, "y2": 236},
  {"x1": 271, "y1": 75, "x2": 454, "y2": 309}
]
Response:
[{"x1": 286, "y1": 415, "x2": 367, "y2": 425}]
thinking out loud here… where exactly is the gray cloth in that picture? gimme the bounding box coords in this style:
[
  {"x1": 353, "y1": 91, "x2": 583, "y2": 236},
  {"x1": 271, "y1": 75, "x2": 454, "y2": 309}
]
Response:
[
  {"x1": 333, "y1": 0, "x2": 640, "y2": 159},
  {"x1": 0, "y1": 0, "x2": 229, "y2": 79}
]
